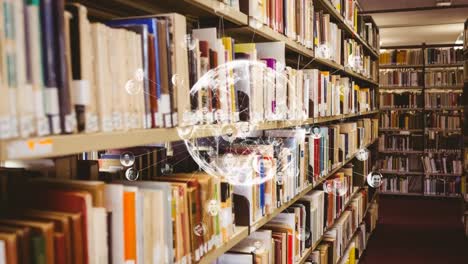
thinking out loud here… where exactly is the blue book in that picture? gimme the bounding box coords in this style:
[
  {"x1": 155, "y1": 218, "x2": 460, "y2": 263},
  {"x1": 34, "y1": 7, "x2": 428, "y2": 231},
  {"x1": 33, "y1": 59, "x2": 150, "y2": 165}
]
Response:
[{"x1": 107, "y1": 18, "x2": 161, "y2": 99}]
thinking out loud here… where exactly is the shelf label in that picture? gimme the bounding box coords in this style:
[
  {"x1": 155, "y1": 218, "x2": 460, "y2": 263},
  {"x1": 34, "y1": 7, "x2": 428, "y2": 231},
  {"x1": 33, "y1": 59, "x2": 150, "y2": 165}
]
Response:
[
  {"x1": 7, "y1": 138, "x2": 53, "y2": 159},
  {"x1": 400, "y1": 131, "x2": 410, "y2": 135}
]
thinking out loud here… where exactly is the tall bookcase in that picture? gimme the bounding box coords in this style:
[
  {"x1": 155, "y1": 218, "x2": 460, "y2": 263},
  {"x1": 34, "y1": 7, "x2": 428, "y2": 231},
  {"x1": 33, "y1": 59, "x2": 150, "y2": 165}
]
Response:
[
  {"x1": 0, "y1": 1, "x2": 381, "y2": 263},
  {"x1": 378, "y1": 43, "x2": 465, "y2": 198}
]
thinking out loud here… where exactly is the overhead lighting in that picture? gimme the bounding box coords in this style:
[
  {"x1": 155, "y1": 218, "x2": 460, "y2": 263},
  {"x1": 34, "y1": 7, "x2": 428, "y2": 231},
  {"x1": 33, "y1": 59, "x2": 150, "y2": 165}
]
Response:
[{"x1": 436, "y1": 0, "x2": 452, "y2": 7}]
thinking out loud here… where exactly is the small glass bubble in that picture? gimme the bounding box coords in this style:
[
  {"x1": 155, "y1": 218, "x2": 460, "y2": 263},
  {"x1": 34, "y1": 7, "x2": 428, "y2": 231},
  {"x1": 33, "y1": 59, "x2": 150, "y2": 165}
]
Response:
[
  {"x1": 125, "y1": 168, "x2": 139, "y2": 181},
  {"x1": 253, "y1": 240, "x2": 263, "y2": 250},
  {"x1": 323, "y1": 179, "x2": 335, "y2": 194},
  {"x1": 252, "y1": 156, "x2": 274, "y2": 175},
  {"x1": 171, "y1": 74, "x2": 185, "y2": 87},
  {"x1": 356, "y1": 148, "x2": 370, "y2": 161},
  {"x1": 334, "y1": 178, "x2": 348, "y2": 197},
  {"x1": 250, "y1": 19, "x2": 263, "y2": 30},
  {"x1": 367, "y1": 172, "x2": 383, "y2": 188},
  {"x1": 221, "y1": 124, "x2": 238, "y2": 143},
  {"x1": 120, "y1": 152, "x2": 135, "y2": 167},
  {"x1": 206, "y1": 199, "x2": 220, "y2": 216},
  {"x1": 193, "y1": 222, "x2": 207, "y2": 237},
  {"x1": 297, "y1": 227, "x2": 311, "y2": 241},
  {"x1": 311, "y1": 125, "x2": 321, "y2": 139},
  {"x1": 125, "y1": 79, "x2": 141, "y2": 95},
  {"x1": 317, "y1": 44, "x2": 330, "y2": 59},
  {"x1": 134, "y1": 68, "x2": 144, "y2": 82},
  {"x1": 223, "y1": 153, "x2": 237, "y2": 167},
  {"x1": 161, "y1": 164, "x2": 173, "y2": 176}
]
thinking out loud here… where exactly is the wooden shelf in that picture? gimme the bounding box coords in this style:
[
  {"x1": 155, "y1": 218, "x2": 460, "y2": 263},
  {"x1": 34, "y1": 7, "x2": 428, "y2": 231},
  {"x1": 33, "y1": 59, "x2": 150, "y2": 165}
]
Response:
[
  {"x1": 379, "y1": 170, "x2": 425, "y2": 176},
  {"x1": 343, "y1": 68, "x2": 379, "y2": 86},
  {"x1": 380, "y1": 108, "x2": 423, "y2": 111},
  {"x1": 424, "y1": 63, "x2": 464, "y2": 68},
  {"x1": 425, "y1": 107, "x2": 464, "y2": 111},
  {"x1": 379, "y1": 129, "x2": 424, "y2": 134},
  {"x1": 379, "y1": 64, "x2": 424, "y2": 69},
  {"x1": 425, "y1": 86, "x2": 464, "y2": 90},
  {"x1": 251, "y1": 184, "x2": 314, "y2": 232},
  {"x1": 379, "y1": 86, "x2": 423, "y2": 90},
  {"x1": 198, "y1": 226, "x2": 249, "y2": 264},
  {"x1": 0, "y1": 111, "x2": 380, "y2": 160},
  {"x1": 380, "y1": 191, "x2": 462, "y2": 198},
  {"x1": 378, "y1": 150, "x2": 424, "y2": 154}
]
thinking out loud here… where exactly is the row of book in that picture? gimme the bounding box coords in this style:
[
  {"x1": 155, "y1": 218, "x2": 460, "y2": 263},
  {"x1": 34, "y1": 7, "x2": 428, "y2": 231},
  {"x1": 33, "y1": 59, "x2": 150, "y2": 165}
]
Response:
[
  {"x1": 315, "y1": 11, "x2": 342, "y2": 64},
  {"x1": 424, "y1": 69, "x2": 464, "y2": 87},
  {"x1": 378, "y1": 134, "x2": 424, "y2": 152},
  {"x1": 379, "y1": 70, "x2": 423, "y2": 87},
  {"x1": 424, "y1": 176, "x2": 464, "y2": 196},
  {"x1": 421, "y1": 153, "x2": 463, "y2": 175},
  {"x1": 379, "y1": 92, "x2": 423, "y2": 109},
  {"x1": 379, "y1": 49, "x2": 423, "y2": 66},
  {"x1": 425, "y1": 92, "x2": 462, "y2": 109},
  {"x1": 0, "y1": 172, "x2": 235, "y2": 264},
  {"x1": 379, "y1": 112, "x2": 424, "y2": 130},
  {"x1": 379, "y1": 176, "x2": 415, "y2": 194},
  {"x1": 424, "y1": 47, "x2": 464, "y2": 65},
  {"x1": 426, "y1": 113, "x2": 461, "y2": 130},
  {"x1": 0, "y1": 2, "x2": 378, "y2": 140},
  {"x1": 343, "y1": 39, "x2": 377, "y2": 79},
  {"x1": 336, "y1": 201, "x2": 378, "y2": 264},
  {"x1": 242, "y1": 0, "x2": 316, "y2": 49},
  {"x1": 426, "y1": 134, "x2": 463, "y2": 152},
  {"x1": 329, "y1": 0, "x2": 359, "y2": 30},
  {"x1": 377, "y1": 156, "x2": 423, "y2": 173},
  {"x1": 215, "y1": 186, "x2": 375, "y2": 264},
  {"x1": 358, "y1": 16, "x2": 380, "y2": 51}
]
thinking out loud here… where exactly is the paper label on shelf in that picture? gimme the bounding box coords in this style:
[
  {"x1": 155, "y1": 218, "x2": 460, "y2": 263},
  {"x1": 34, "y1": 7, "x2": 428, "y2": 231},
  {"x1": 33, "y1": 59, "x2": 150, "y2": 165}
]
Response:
[
  {"x1": 400, "y1": 131, "x2": 410, "y2": 135},
  {"x1": 7, "y1": 138, "x2": 53, "y2": 159},
  {"x1": 0, "y1": 116, "x2": 11, "y2": 139}
]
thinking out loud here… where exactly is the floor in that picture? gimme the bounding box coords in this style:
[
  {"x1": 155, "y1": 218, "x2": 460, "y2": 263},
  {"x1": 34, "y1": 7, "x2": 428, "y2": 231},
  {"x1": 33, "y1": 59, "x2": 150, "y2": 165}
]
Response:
[{"x1": 359, "y1": 195, "x2": 468, "y2": 264}]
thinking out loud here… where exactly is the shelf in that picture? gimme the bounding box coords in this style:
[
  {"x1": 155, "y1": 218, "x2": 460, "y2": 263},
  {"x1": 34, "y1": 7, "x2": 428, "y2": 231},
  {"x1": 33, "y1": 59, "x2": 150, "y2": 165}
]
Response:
[
  {"x1": 380, "y1": 191, "x2": 462, "y2": 198},
  {"x1": 198, "y1": 226, "x2": 249, "y2": 264},
  {"x1": 424, "y1": 63, "x2": 464, "y2": 68},
  {"x1": 424, "y1": 107, "x2": 464, "y2": 111},
  {"x1": 251, "y1": 184, "x2": 314, "y2": 232},
  {"x1": 380, "y1": 108, "x2": 423, "y2": 111},
  {"x1": 379, "y1": 86, "x2": 423, "y2": 90},
  {"x1": 0, "y1": 111, "x2": 380, "y2": 160},
  {"x1": 343, "y1": 68, "x2": 379, "y2": 86},
  {"x1": 426, "y1": 173, "x2": 463, "y2": 177},
  {"x1": 378, "y1": 150, "x2": 424, "y2": 154},
  {"x1": 425, "y1": 128, "x2": 462, "y2": 133},
  {"x1": 314, "y1": 0, "x2": 379, "y2": 58},
  {"x1": 379, "y1": 170, "x2": 425, "y2": 176},
  {"x1": 379, "y1": 129, "x2": 424, "y2": 134},
  {"x1": 425, "y1": 86, "x2": 464, "y2": 90},
  {"x1": 314, "y1": 57, "x2": 343, "y2": 71},
  {"x1": 379, "y1": 64, "x2": 424, "y2": 69}
]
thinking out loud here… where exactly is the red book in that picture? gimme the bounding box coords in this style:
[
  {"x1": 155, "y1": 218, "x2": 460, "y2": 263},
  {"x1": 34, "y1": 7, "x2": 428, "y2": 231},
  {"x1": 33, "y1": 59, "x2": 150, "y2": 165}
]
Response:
[
  {"x1": 54, "y1": 233, "x2": 66, "y2": 264},
  {"x1": 287, "y1": 233, "x2": 293, "y2": 264}
]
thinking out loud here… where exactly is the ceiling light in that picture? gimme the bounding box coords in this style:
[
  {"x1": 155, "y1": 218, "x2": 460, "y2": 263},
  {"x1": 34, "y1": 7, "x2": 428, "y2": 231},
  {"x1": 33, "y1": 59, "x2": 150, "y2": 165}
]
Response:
[{"x1": 436, "y1": 0, "x2": 452, "y2": 7}]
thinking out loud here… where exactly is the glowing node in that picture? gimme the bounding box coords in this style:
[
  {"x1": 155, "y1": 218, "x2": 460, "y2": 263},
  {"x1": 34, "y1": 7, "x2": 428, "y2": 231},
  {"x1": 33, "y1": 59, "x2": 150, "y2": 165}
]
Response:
[
  {"x1": 125, "y1": 168, "x2": 139, "y2": 181},
  {"x1": 356, "y1": 148, "x2": 370, "y2": 161},
  {"x1": 120, "y1": 152, "x2": 135, "y2": 167},
  {"x1": 367, "y1": 171, "x2": 383, "y2": 188}
]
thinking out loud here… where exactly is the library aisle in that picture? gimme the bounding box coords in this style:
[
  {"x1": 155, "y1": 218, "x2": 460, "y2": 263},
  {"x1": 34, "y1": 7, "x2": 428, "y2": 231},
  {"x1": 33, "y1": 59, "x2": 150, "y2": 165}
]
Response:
[{"x1": 359, "y1": 196, "x2": 468, "y2": 264}]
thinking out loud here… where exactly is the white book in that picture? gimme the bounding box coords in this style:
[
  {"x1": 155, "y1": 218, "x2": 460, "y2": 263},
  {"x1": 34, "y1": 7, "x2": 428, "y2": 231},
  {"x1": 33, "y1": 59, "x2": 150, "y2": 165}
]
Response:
[
  {"x1": 104, "y1": 184, "x2": 125, "y2": 264},
  {"x1": 0, "y1": 241, "x2": 4, "y2": 264}
]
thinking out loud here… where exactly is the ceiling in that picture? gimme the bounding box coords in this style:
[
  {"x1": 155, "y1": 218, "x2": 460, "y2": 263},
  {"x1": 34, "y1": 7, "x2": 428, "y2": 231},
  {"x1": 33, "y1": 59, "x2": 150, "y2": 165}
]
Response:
[{"x1": 359, "y1": 0, "x2": 468, "y2": 46}]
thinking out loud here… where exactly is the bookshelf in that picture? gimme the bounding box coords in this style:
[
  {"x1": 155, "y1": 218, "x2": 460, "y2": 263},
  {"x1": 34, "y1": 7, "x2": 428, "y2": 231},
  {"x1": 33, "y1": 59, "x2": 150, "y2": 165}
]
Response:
[
  {"x1": 378, "y1": 44, "x2": 465, "y2": 198},
  {"x1": 0, "y1": 0, "x2": 381, "y2": 263}
]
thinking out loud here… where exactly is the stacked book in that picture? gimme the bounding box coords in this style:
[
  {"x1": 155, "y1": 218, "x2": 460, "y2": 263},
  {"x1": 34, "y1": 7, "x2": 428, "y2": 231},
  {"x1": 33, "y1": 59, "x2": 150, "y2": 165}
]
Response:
[{"x1": 425, "y1": 69, "x2": 464, "y2": 87}]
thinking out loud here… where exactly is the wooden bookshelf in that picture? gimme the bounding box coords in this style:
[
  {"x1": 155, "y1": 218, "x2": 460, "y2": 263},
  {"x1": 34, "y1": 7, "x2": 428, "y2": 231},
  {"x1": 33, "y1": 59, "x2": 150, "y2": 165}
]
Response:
[
  {"x1": 379, "y1": 64, "x2": 424, "y2": 69},
  {"x1": 380, "y1": 191, "x2": 463, "y2": 199},
  {"x1": 379, "y1": 86, "x2": 423, "y2": 90},
  {"x1": 0, "y1": 111, "x2": 379, "y2": 160},
  {"x1": 380, "y1": 108, "x2": 424, "y2": 111},
  {"x1": 378, "y1": 150, "x2": 424, "y2": 154},
  {"x1": 379, "y1": 129, "x2": 425, "y2": 133},
  {"x1": 379, "y1": 171, "x2": 425, "y2": 176},
  {"x1": 424, "y1": 63, "x2": 464, "y2": 68},
  {"x1": 199, "y1": 226, "x2": 249, "y2": 264}
]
